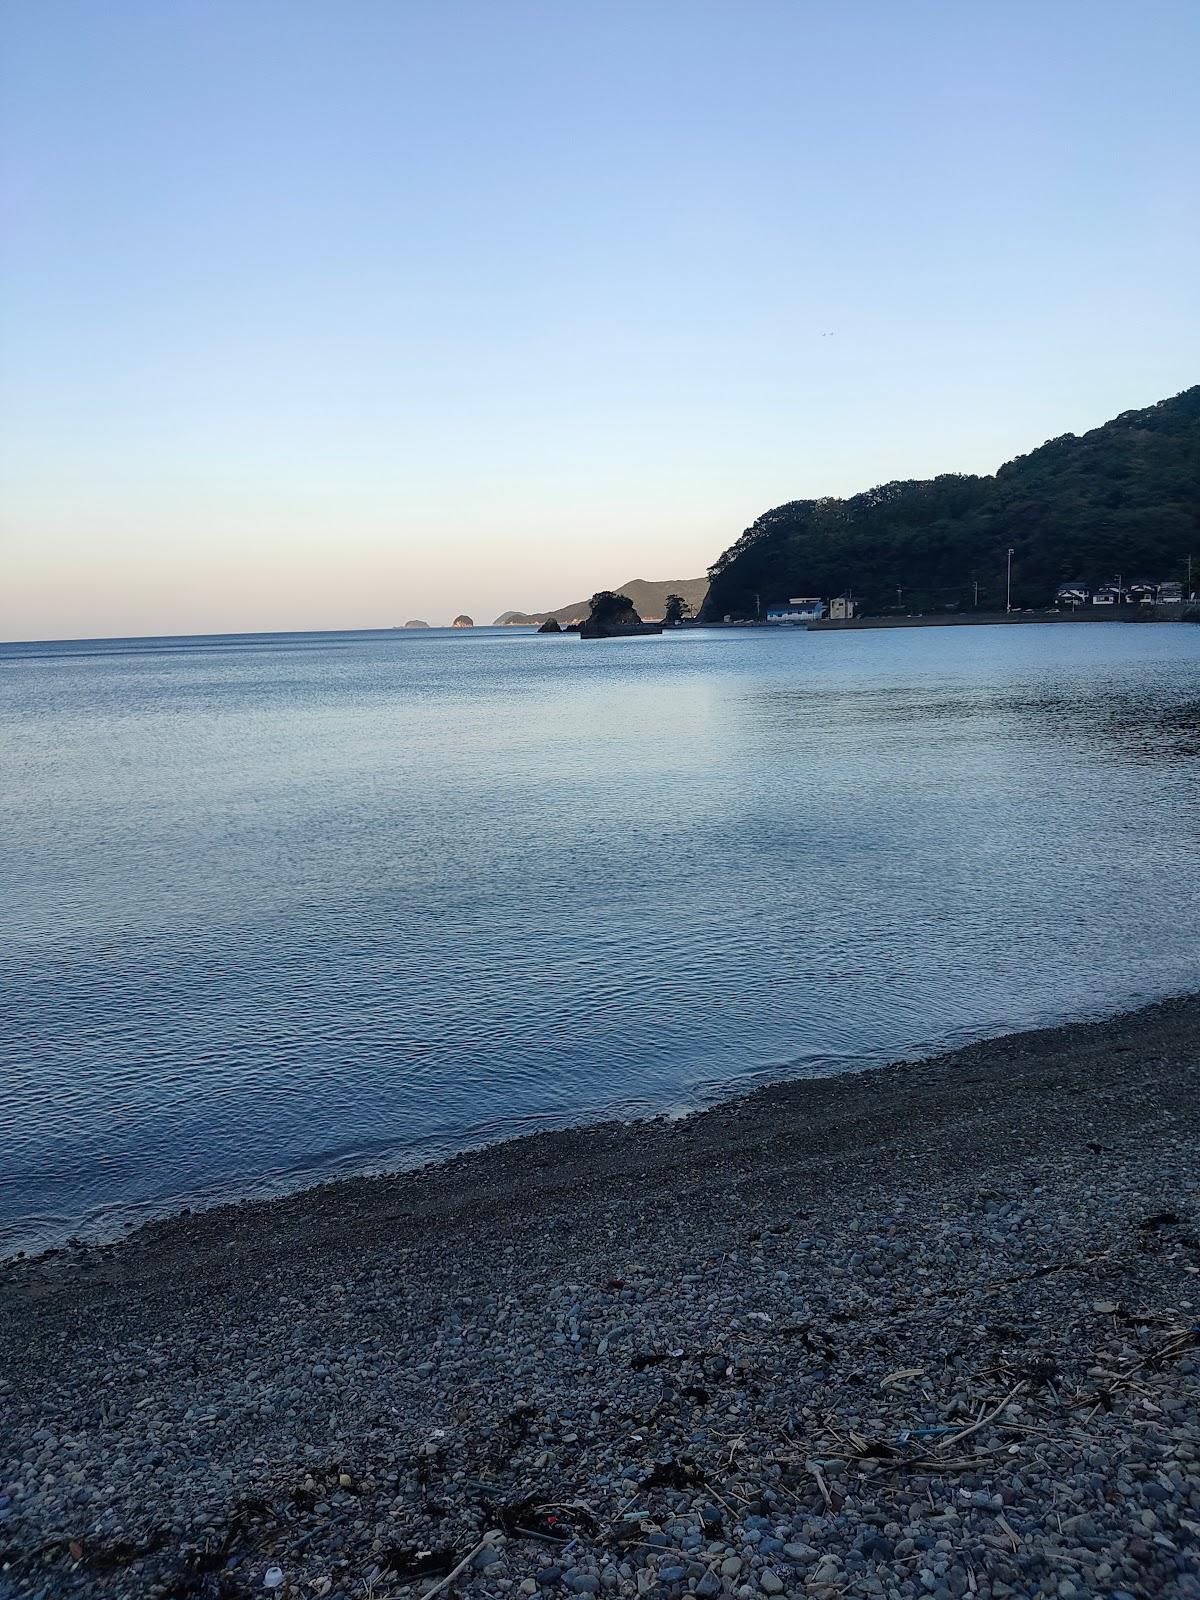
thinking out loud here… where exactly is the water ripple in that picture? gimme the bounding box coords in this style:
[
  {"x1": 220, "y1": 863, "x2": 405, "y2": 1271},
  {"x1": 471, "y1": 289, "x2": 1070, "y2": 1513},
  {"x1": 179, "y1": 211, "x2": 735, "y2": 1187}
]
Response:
[{"x1": 1, "y1": 623, "x2": 1198, "y2": 1255}]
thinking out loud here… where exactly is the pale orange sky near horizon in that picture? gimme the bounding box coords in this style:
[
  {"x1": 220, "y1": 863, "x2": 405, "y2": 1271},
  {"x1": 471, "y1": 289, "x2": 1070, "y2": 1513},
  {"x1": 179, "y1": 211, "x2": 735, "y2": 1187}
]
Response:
[
  {"x1": 4, "y1": 386, "x2": 1190, "y2": 641},
  {"x1": 3, "y1": 1, "x2": 1198, "y2": 641}
]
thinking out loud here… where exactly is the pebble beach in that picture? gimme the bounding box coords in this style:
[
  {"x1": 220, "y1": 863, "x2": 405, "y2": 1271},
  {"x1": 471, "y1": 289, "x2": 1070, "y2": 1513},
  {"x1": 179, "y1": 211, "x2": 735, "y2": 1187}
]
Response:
[{"x1": 2, "y1": 996, "x2": 1198, "y2": 1600}]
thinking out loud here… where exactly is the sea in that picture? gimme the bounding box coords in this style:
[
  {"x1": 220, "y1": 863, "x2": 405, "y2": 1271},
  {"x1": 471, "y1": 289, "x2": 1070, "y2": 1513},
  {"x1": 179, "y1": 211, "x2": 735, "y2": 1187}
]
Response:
[{"x1": 2, "y1": 621, "x2": 1198, "y2": 1256}]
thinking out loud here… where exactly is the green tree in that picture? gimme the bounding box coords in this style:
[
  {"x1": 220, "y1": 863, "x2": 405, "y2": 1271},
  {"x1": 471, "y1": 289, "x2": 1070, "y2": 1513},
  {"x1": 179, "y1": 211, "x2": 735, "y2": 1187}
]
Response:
[
  {"x1": 588, "y1": 591, "x2": 637, "y2": 625},
  {"x1": 662, "y1": 593, "x2": 692, "y2": 625}
]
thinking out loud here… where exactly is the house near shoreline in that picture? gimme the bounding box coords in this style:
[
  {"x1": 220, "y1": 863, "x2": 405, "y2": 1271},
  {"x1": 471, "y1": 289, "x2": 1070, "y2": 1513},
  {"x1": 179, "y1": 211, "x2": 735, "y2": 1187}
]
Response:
[
  {"x1": 763, "y1": 576, "x2": 1189, "y2": 623},
  {"x1": 1091, "y1": 580, "x2": 1162, "y2": 606},
  {"x1": 1058, "y1": 578, "x2": 1180, "y2": 609},
  {"x1": 766, "y1": 597, "x2": 827, "y2": 622}
]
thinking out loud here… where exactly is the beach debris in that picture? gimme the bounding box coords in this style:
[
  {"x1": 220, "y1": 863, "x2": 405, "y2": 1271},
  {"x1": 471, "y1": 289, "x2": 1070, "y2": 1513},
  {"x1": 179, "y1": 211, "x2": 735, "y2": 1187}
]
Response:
[
  {"x1": 1136, "y1": 1211, "x2": 1181, "y2": 1229},
  {"x1": 383, "y1": 1545, "x2": 457, "y2": 1580},
  {"x1": 640, "y1": 1457, "x2": 706, "y2": 1490},
  {"x1": 806, "y1": 1458, "x2": 835, "y2": 1512},
  {"x1": 263, "y1": 1565, "x2": 284, "y2": 1590},
  {"x1": 420, "y1": 1531, "x2": 502, "y2": 1600},
  {"x1": 489, "y1": 1493, "x2": 597, "y2": 1543},
  {"x1": 880, "y1": 1365, "x2": 925, "y2": 1387}
]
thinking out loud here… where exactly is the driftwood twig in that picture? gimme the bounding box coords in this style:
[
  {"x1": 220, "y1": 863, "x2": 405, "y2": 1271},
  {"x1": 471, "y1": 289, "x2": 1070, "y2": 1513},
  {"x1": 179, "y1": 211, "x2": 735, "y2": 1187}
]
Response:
[
  {"x1": 939, "y1": 1381, "x2": 1026, "y2": 1451},
  {"x1": 422, "y1": 1532, "x2": 500, "y2": 1600},
  {"x1": 806, "y1": 1459, "x2": 834, "y2": 1511}
]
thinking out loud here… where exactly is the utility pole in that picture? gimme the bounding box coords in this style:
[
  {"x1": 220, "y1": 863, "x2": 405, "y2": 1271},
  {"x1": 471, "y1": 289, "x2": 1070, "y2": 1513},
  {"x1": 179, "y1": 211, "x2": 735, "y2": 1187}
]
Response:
[{"x1": 1006, "y1": 549, "x2": 1014, "y2": 614}]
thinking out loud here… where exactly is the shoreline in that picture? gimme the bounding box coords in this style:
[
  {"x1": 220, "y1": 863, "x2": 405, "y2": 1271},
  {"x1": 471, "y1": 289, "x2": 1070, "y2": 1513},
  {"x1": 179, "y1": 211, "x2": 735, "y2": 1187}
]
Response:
[
  {"x1": 3, "y1": 994, "x2": 1198, "y2": 1598},
  {"x1": 806, "y1": 608, "x2": 1196, "y2": 631},
  {"x1": 699, "y1": 610, "x2": 1198, "y2": 630},
  {"x1": 5, "y1": 990, "x2": 1188, "y2": 1270},
  {"x1": 3, "y1": 990, "x2": 1198, "y2": 1293}
]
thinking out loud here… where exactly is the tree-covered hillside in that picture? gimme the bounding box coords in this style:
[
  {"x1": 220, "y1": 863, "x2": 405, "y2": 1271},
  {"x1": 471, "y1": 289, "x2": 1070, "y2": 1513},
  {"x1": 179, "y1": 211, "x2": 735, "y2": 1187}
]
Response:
[{"x1": 701, "y1": 388, "x2": 1200, "y2": 619}]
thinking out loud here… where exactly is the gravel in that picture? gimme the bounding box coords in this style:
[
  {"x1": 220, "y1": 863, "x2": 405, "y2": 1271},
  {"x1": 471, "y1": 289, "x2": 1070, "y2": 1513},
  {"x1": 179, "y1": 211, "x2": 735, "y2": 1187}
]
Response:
[{"x1": 1, "y1": 995, "x2": 1199, "y2": 1599}]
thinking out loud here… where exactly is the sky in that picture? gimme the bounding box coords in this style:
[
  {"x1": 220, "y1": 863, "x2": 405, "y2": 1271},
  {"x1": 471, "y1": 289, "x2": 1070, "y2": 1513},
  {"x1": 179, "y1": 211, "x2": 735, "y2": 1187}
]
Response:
[{"x1": 2, "y1": 1, "x2": 1198, "y2": 639}]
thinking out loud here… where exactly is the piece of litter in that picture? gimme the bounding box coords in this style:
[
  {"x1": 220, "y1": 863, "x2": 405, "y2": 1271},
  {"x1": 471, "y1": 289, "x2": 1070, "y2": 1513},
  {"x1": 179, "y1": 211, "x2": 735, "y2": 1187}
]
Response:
[{"x1": 264, "y1": 1567, "x2": 284, "y2": 1591}]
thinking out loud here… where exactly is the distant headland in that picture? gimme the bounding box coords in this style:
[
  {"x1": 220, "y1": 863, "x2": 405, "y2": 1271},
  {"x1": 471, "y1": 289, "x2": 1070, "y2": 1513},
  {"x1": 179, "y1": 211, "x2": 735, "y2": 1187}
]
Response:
[{"x1": 494, "y1": 575, "x2": 709, "y2": 628}]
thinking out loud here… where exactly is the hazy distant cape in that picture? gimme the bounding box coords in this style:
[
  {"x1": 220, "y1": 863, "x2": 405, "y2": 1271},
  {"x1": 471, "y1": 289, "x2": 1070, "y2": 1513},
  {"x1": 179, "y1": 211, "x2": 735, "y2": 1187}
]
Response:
[
  {"x1": 494, "y1": 576, "x2": 709, "y2": 627},
  {"x1": 701, "y1": 387, "x2": 1200, "y2": 620}
]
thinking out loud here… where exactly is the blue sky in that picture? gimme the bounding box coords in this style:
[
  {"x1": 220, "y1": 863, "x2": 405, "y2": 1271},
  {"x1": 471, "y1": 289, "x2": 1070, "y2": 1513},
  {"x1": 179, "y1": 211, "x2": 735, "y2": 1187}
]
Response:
[{"x1": 2, "y1": 0, "x2": 1197, "y2": 637}]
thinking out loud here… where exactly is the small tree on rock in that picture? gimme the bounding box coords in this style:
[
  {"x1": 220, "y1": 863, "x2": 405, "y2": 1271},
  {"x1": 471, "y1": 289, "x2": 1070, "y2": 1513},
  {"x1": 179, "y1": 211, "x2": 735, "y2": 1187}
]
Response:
[{"x1": 662, "y1": 593, "x2": 692, "y2": 625}]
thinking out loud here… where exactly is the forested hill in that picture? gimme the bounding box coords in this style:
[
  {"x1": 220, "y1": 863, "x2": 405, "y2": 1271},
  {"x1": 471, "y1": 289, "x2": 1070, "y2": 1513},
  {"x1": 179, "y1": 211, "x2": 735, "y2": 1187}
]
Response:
[{"x1": 700, "y1": 388, "x2": 1200, "y2": 619}]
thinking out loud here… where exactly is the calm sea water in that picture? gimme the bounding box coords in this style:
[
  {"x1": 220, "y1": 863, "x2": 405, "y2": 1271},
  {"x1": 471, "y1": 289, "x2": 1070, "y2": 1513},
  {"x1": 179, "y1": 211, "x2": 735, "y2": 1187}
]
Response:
[{"x1": 2, "y1": 622, "x2": 1198, "y2": 1254}]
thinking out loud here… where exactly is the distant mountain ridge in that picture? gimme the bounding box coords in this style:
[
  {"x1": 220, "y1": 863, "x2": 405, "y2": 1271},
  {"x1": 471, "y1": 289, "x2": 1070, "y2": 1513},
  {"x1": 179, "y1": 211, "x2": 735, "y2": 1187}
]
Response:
[
  {"x1": 701, "y1": 387, "x2": 1200, "y2": 620},
  {"x1": 494, "y1": 575, "x2": 709, "y2": 627}
]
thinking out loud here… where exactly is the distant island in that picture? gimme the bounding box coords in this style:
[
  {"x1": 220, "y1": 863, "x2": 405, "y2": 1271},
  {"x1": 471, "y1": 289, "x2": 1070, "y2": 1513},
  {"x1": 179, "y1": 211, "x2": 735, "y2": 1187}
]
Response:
[
  {"x1": 701, "y1": 386, "x2": 1200, "y2": 621},
  {"x1": 495, "y1": 575, "x2": 708, "y2": 627},
  {"x1": 451, "y1": 614, "x2": 474, "y2": 628},
  {"x1": 403, "y1": 619, "x2": 430, "y2": 629}
]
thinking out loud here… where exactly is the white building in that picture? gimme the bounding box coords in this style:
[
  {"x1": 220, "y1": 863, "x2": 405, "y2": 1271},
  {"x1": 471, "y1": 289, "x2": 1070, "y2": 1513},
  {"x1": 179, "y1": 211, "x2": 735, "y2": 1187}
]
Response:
[{"x1": 766, "y1": 597, "x2": 827, "y2": 623}]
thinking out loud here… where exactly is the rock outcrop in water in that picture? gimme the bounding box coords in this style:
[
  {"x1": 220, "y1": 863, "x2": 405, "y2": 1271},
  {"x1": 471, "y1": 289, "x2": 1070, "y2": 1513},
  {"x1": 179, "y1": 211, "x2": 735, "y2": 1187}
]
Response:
[
  {"x1": 579, "y1": 591, "x2": 664, "y2": 639},
  {"x1": 537, "y1": 616, "x2": 562, "y2": 633},
  {"x1": 403, "y1": 619, "x2": 431, "y2": 629},
  {"x1": 452, "y1": 615, "x2": 474, "y2": 628}
]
